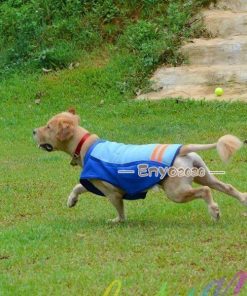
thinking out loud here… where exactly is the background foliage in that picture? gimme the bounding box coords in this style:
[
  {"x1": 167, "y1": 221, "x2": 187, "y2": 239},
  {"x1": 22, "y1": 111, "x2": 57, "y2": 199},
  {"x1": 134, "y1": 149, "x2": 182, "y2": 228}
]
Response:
[{"x1": 0, "y1": 0, "x2": 214, "y2": 77}]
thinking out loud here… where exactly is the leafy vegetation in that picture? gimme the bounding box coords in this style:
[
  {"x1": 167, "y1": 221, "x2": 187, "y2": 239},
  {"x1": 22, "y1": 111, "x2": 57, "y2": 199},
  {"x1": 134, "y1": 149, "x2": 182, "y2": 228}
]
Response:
[{"x1": 0, "y1": 0, "x2": 214, "y2": 77}]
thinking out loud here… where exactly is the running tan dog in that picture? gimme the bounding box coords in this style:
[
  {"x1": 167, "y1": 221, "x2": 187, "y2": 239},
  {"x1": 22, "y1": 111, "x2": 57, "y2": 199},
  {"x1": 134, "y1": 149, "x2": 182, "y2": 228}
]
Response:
[{"x1": 33, "y1": 109, "x2": 246, "y2": 223}]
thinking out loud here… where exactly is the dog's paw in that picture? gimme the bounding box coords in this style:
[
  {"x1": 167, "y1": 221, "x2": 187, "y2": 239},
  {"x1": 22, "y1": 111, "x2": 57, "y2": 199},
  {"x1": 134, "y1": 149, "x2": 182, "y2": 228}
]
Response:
[
  {"x1": 240, "y1": 193, "x2": 247, "y2": 206},
  {"x1": 107, "y1": 217, "x2": 125, "y2": 224},
  {"x1": 67, "y1": 194, "x2": 78, "y2": 208},
  {"x1": 208, "y1": 203, "x2": 221, "y2": 221}
]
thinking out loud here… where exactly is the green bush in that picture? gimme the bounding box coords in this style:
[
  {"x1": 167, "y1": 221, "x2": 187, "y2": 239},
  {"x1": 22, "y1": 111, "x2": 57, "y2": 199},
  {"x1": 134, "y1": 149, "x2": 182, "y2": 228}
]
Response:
[
  {"x1": 0, "y1": 0, "x2": 96, "y2": 71},
  {"x1": 92, "y1": 0, "x2": 121, "y2": 23},
  {"x1": 0, "y1": 0, "x2": 215, "y2": 76},
  {"x1": 119, "y1": 21, "x2": 161, "y2": 53},
  {"x1": 38, "y1": 41, "x2": 79, "y2": 70},
  {"x1": 118, "y1": 1, "x2": 201, "y2": 68},
  {"x1": 119, "y1": 20, "x2": 165, "y2": 69}
]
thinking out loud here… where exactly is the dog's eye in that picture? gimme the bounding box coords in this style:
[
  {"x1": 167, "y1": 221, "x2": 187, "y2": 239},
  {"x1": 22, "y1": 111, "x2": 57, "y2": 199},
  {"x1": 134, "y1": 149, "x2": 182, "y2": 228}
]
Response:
[{"x1": 47, "y1": 125, "x2": 50, "y2": 129}]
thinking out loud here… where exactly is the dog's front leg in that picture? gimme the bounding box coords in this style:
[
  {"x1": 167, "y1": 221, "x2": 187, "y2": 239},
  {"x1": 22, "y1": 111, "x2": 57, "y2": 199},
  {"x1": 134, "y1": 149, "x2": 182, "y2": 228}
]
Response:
[
  {"x1": 107, "y1": 193, "x2": 125, "y2": 223},
  {"x1": 90, "y1": 180, "x2": 125, "y2": 223},
  {"x1": 67, "y1": 183, "x2": 87, "y2": 207}
]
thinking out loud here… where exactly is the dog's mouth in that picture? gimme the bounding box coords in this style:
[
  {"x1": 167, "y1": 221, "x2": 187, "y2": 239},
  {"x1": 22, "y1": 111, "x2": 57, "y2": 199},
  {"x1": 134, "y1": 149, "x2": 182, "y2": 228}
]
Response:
[{"x1": 39, "y1": 143, "x2": 54, "y2": 152}]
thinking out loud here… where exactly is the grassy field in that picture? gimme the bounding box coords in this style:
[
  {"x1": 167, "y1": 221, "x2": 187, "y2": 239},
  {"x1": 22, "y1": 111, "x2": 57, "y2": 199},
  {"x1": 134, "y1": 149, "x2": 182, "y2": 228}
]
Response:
[
  {"x1": 0, "y1": 48, "x2": 247, "y2": 295},
  {"x1": 0, "y1": 0, "x2": 246, "y2": 295}
]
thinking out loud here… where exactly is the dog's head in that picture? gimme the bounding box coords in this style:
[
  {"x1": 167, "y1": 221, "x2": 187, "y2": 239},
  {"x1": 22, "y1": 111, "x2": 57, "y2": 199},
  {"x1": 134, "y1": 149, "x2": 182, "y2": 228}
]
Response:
[{"x1": 33, "y1": 108, "x2": 80, "y2": 152}]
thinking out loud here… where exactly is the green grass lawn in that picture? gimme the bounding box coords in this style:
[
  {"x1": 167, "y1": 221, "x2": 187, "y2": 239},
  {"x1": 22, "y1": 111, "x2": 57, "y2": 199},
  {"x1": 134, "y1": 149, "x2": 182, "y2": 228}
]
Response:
[{"x1": 0, "y1": 51, "x2": 247, "y2": 295}]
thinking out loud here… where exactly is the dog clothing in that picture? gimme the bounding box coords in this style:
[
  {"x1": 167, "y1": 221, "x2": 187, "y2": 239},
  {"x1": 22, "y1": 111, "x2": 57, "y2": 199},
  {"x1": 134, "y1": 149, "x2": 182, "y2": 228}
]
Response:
[{"x1": 80, "y1": 140, "x2": 182, "y2": 200}]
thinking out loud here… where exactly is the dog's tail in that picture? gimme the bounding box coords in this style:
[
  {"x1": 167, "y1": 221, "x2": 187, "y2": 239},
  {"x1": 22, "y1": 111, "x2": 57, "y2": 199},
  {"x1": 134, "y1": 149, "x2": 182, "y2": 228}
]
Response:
[{"x1": 179, "y1": 134, "x2": 243, "y2": 162}]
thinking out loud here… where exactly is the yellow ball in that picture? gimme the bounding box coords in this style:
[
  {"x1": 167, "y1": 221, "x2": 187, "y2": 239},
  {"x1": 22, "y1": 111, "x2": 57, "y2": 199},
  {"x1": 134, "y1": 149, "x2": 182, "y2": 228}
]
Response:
[{"x1": 215, "y1": 87, "x2": 224, "y2": 96}]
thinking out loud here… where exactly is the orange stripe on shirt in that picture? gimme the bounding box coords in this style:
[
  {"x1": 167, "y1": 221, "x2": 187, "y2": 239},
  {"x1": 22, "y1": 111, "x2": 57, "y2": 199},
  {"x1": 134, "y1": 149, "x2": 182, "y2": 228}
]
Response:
[
  {"x1": 150, "y1": 144, "x2": 163, "y2": 161},
  {"x1": 157, "y1": 144, "x2": 169, "y2": 163}
]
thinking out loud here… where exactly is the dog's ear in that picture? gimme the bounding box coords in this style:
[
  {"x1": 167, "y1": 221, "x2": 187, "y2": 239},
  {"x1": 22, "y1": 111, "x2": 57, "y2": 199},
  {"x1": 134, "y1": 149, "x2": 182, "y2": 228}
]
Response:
[
  {"x1": 57, "y1": 120, "x2": 74, "y2": 142},
  {"x1": 68, "y1": 108, "x2": 76, "y2": 115},
  {"x1": 68, "y1": 107, "x2": 80, "y2": 124}
]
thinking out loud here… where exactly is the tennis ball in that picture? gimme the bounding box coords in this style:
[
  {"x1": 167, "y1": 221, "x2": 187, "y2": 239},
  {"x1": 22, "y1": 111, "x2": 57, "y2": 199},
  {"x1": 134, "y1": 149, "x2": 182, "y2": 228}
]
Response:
[{"x1": 215, "y1": 87, "x2": 224, "y2": 96}]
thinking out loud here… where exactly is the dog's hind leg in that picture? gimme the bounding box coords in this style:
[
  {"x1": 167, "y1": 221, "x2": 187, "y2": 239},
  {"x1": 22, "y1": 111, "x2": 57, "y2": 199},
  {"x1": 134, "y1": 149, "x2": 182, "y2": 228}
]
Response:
[
  {"x1": 192, "y1": 154, "x2": 247, "y2": 206},
  {"x1": 195, "y1": 174, "x2": 247, "y2": 206},
  {"x1": 163, "y1": 176, "x2": 221, "y2": 220},
  {"x1": 67, "y1": 183, "x2": 87, "y2": 207},
  {"x1": 160, "y1": 154, "x2": 220, "y2": 220}
]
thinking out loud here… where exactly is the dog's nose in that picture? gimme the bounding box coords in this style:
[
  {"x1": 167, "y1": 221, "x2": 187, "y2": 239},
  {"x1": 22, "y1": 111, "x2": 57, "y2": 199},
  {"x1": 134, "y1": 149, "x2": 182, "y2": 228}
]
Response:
[{"x1": 33, "y1": 129, "x2": 37, "y2": 135}]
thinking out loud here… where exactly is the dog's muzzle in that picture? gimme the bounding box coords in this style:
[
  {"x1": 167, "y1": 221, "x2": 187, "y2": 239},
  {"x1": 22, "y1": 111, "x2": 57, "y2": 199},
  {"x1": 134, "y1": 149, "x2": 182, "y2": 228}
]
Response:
[{"x1": 39, "y1": 143, "x2": 54, "y2": 152}]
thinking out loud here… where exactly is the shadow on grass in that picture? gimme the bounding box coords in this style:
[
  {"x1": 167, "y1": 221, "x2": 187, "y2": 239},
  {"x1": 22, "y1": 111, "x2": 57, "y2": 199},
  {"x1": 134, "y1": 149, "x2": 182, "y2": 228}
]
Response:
[{"x1": 45, "y1": 215, "x2": 226, "y2": 234}]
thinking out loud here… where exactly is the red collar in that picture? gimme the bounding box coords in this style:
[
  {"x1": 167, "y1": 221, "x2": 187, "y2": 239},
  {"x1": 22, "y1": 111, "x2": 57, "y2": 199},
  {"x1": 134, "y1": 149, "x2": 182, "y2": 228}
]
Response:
[{"x1": 73, "y1": 133, "x2": 91, "y2": 158}]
